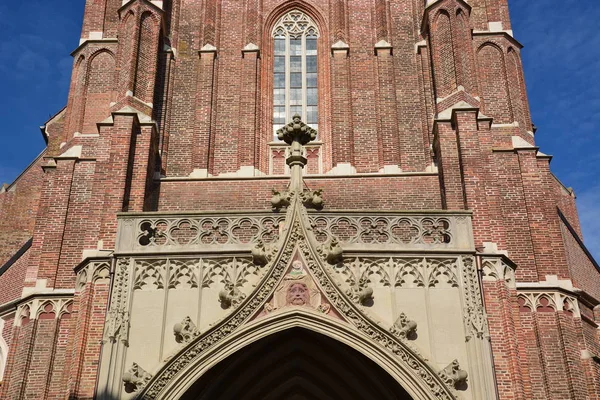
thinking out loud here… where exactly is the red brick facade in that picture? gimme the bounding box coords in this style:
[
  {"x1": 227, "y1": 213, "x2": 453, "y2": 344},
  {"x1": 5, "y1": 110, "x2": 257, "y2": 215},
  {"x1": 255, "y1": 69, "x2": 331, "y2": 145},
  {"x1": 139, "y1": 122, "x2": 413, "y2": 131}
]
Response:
[{"x1": 0, "y1": 0, "x2": 598, "y2": 398}]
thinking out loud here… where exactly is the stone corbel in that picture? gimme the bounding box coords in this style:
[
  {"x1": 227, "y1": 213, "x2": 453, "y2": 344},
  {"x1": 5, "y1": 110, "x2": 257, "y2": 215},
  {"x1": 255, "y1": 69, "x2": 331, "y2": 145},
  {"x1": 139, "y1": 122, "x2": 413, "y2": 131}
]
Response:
[
  {"x1": 374, "y1": 39, "x2": 392, "y2": 56},
  {"x1": 331, "y1": 40, "x2": 349, "y2": 57},
  {"x1": 173, "y1": 316, "x2": 200, "y2": 344},
  {"x1": 199, "y1": 43, "x2": 217, "y2": 59},
  {"x1": 439, "y1": 359, "x2": 468, "y2": 389},
  {"x1": 242, "y1": 43, "x2": 259, "y2": 58},
  {"x1": 389, "y1": 313, "x2": 417, "y2": 339},
  {"x1": 123, "y1": 362, "x2": 153, "y2": 393}
]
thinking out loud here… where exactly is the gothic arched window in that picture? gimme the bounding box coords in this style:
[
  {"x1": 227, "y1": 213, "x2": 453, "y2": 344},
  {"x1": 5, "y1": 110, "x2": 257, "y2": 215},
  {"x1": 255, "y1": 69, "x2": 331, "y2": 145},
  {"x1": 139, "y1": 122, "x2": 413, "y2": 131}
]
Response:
[{"x1": 272, "y1": 10, "x2": 319, "y2": 137}]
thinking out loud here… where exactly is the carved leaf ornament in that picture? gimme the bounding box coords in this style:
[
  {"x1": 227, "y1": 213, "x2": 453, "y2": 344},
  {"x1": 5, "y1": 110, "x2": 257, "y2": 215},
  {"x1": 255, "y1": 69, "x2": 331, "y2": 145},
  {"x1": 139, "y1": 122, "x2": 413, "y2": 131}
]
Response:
[{"x1": 136, "y1": 193, "x2": 458, "y2": 400}]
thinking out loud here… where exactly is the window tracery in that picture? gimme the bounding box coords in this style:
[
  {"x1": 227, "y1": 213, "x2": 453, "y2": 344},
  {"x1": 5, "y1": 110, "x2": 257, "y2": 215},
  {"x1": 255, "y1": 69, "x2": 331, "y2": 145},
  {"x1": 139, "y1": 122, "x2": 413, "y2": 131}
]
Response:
[{"x1": 272, "y1": 10, "x2": 319, "y2": 138}]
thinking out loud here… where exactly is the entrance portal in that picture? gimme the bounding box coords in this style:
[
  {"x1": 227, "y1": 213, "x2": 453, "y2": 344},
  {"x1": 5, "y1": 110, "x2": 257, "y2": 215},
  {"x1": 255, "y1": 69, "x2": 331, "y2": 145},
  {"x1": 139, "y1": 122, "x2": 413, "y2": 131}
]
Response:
[{"x1": 181, "y1": 328, "x2": 413, "y2": 399}]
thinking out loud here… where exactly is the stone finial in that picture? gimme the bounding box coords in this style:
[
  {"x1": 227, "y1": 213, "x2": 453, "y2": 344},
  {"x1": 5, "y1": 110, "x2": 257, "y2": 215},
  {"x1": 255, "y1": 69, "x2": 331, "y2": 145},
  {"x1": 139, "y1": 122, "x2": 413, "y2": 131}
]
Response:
[
  {"x1": 173, "y1": 316, "x2": 200, "y2": 344},
  {"x1": 439, "y1": 359, "x2": 468, "y2": 388},
  {"x1": 276, "y1": 114, "x2": 317, "y2": 146},
  {"x1": 390, "y1": 313, "x2": 417, "y2": 339},
  {"x1": 123, "y1": 362, "x2": 152, "y2": 393}
]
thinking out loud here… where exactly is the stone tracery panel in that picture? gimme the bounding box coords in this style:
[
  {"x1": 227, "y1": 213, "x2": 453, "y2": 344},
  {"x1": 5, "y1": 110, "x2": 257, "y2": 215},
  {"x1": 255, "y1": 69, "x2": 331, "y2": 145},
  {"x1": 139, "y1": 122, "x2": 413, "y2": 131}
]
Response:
[
  {"x1": 334, "y1": 257, "x2": 460, "y2": 289},
  {"x1": 517, "y1": 291, "x2": 580, "y2": 317},
  {"x1": 116, "y1": 212, "x2": 472, "y2": 254},
  {"x1": 117, "y1": 214, "x2": 285, "y2": 252},
  {"x1": 310, "y1": 215, "x2": 454, "y2": 245}
]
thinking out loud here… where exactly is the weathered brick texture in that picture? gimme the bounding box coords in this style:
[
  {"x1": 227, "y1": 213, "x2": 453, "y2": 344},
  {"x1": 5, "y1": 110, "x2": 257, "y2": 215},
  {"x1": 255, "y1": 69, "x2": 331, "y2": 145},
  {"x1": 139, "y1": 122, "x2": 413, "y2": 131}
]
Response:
[{"x1": 0, "y1": 0, "x2": 598, "y2": 398}]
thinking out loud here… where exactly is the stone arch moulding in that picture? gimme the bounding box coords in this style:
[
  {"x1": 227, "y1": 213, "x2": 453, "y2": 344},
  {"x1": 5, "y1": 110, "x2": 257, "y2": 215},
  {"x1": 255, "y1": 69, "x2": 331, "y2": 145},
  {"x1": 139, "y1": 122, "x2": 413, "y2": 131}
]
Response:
[
  {"x1": 136, "y1": 196, "x2": 457, "y2": 400},
  {"x1": 147, "y1": 312, "x2": 443, "y2": 400}
]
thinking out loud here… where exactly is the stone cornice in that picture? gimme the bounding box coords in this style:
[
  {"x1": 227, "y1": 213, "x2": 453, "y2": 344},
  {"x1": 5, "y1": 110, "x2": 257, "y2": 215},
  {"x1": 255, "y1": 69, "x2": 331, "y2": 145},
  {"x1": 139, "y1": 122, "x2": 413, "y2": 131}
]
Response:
[
  {"x1": 472, "y1": 30, "x2": 523, "y2": 49},
  {"x1": 159, "y1": 170, "x2": 439, "y2": 182},
  {"x1": 71, "y1": 38, "x2": 119, "y2": 57}
]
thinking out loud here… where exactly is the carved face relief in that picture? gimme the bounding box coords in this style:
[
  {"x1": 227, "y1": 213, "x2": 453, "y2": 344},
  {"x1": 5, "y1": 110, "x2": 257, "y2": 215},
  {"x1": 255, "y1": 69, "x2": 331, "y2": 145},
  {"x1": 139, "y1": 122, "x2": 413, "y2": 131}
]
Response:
[{"x1": 287, "y1": 283, "x2": 310, "y2": 306}]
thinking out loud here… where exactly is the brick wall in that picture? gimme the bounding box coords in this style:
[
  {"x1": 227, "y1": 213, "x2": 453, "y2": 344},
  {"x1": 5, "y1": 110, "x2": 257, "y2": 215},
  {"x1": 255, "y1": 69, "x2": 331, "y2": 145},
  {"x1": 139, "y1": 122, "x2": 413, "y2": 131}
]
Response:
[
  {"x1": 0, "y1": 0, "x2": 598, "y2": 398},
  {"x1": 158, "y1": 175, "x2": 442, "y2": 212}
]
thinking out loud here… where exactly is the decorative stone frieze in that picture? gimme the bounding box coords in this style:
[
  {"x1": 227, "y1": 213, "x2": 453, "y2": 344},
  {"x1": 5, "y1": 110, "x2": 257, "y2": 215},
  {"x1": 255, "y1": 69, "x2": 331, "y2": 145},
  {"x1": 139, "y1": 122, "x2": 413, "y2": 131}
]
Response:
[
  {"x1": 75, "y1": 259, "x2": 111, "y2": 291},
  {"x1": 517, "y1": 290, "x2": 580, "y2": 317},
  {"x1": 335, "y1": 257, "x2": 461, "y2": 289},
  {"x1": 308, "y1": 213, "x2": 473, "y2": 251},
  {"x1": 117, "y1": 214, "x2": 284, "y2": 253},
  {"x1": 116, "y1": 212, "x2": 473, "y2": 254},
  {"x1": 480, "y1": 255, "x2": 516, "y2": 288},
  {"x1": 14, "y1": 295, "x2": 74, "y2": 326}
]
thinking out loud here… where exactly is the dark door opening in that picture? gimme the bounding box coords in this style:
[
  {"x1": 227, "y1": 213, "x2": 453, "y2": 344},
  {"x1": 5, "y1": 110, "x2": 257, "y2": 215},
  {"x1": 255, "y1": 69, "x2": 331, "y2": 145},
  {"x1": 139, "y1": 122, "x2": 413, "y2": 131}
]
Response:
[{"x1": 181, "y1": 328, "x2": 413, "y2": 400}]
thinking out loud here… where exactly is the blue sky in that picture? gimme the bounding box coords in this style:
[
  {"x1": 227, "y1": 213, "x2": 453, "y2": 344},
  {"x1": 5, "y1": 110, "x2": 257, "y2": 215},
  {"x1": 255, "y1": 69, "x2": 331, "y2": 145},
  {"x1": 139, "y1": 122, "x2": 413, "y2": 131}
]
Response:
[{"x1": 0, "y1": 1, "x2": 598, "y2": 260}]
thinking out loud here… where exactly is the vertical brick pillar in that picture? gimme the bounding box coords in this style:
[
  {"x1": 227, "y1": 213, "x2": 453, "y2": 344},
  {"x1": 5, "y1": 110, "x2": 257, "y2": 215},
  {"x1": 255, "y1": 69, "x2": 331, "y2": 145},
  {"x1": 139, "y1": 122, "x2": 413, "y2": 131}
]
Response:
[
  {"x1": 330, "y1": 45, "x2": 353, "y2": 167},
  {"x1": 81, "y1": 0, "x2": 107, "y2": 39},
  {"x1": 24, "y1": 314, "x2": 59, "y2": 398},
  {"x1": 481, "y1": 264, "x2": 527, "y2": 399},
  {"x1": 454, "y1": 111, "x2": 490, "y2": 246},
  {"x1": 55, "y1": 161, "x2": 96, "y2": 289},
  {"x1": 28, "y1": 159, "x2": 76, "y2": 288},
  {"x1": 517, "y1": 150, "x2": 570, "y2": 280},
  {"x1": 2, "y1": 320, "x2": 35, "y2": 398},
  {"x1": 193, "y1": 49, "x2": 218, "y2": 175},
  {"x1": 49, "y1": 308, "x2": 74, "y2": 398},
  {"x1": 434, "y1": 121, "x2": 466, "y2": 210},
  {"x1": 128, "y1": 124, "x2": 158, "y2": 212},
  {"x1": 237, "y1": 49, "x2": 260, "y2": 170},
  {"x1": 117, "y1": 11, "x2": 140, "y2": 99},
  {"x1": 1, "y1": 300, "x2": 73, "y2": 400},
  {"x1": 98, "y1": 114, "x2": 139, "y2": 249},
  {"x1": 484, "y1": 0, "x2": 512, "y2": 30},
  {"x1": 493, "y1": 151, "x2": 537, "y2": 281},
  {"x1": 349, "y1": 2, "x2": 378, "y2": 173},
  {"x1": 375, "y1": 45, "x2": 400, "y2": 169},
  {"x1": 518, "y1": 312, "x2": 551, "y2": 398},
  {"x1": 68, "y1": 263, "x2": 111, "y2": 398},
  {"x1": 212, "y1": 50, "x2": 242, "y2": 174},
  {"x1": 535, "y1": 313, "x2": 581, "y2": 398},
  {"x1": 557, "y1": 315, "x2": 589, "y2": 399}
]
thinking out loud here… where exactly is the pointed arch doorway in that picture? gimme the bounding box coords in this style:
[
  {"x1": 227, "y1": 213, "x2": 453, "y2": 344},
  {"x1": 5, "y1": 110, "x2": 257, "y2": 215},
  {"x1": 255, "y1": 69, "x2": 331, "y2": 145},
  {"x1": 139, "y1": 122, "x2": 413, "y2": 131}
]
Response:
[{"x1": 179, "y1": 328, "x2": 414, "y2": 400}]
